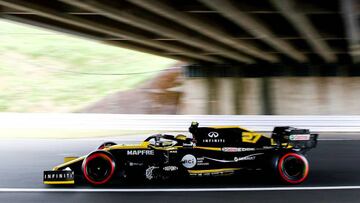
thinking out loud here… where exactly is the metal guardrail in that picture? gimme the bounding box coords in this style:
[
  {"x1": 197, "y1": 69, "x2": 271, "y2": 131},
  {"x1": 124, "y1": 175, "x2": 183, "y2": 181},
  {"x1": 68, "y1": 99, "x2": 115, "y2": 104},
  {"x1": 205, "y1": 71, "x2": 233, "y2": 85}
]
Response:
[{"x1": 1, "y1": 113, "x2": 360, "y2": 133}]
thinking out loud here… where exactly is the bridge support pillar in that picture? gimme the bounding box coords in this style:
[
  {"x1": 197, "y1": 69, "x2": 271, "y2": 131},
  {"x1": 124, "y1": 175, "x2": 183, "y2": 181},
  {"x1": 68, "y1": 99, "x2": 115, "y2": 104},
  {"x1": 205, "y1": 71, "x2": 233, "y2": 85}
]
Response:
[
  {"x1": 179, "y1": 78, "x2": 210, "y2": 114},
  {"x1": 215, "y1": 78, "x2": 237, "y2": 114},
  {"x1": 180, "y1": 76, "x2": 265, "y2": 115}
]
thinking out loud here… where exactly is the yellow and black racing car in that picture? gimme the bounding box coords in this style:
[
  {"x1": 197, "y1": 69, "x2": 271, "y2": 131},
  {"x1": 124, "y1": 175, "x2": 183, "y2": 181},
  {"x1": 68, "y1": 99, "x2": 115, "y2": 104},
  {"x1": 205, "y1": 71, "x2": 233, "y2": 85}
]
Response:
[{"x1": 44, "y1": 122, "x2": 318, "y2": 185}]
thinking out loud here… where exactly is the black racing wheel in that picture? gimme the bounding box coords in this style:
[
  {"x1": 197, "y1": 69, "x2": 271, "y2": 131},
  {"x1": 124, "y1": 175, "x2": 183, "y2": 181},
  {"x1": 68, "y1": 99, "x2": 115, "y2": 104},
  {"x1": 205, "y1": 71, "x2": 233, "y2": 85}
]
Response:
[
  {"x1": 98, "y1": 141, "x2": 117, "y2": 149},
  {"x1": 82, "y1": 150, "x2": 116, "y2": 185},
  {"x1": 276, "y1": 152, "x2": 309, "y2": 184}
]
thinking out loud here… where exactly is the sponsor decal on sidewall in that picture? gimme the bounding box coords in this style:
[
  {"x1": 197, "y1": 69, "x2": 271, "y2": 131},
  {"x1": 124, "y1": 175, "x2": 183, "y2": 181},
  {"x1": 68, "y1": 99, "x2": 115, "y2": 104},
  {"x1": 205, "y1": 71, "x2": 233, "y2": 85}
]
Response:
[
  {"x1": 181, "y1": 154, "x2": 197, "y2": 168},
  {"x1": 203, "y1": 139, "x2": 225, "y2": 143},
  {"x1": 233, "y1": 153, "x2": 263, "y2": 162},
  {"x1": 127, "y1": 150, "x2": 154, "y2": 156},
  {"x1": 208, "y1": 132, "x2": 219, "y2": 138},
  {"x1": 196, "y1": 157, "x2": 210, "y2": 166},
  {"x1": 234, "y1": 156, "x2": 255, "y2": 161},
  {"x1": 163, "y1": 166, "x2": 178, "y2": 171},
  {"x1": 44, "y1": 171, "x2": 74, "y2": 180},
  {"x1": 289, "y1": 134, "x2": 310, "y2": 141},
  {"x1": 222, "y1": 147, "x2": 255, "y2": 152},
  {"x1": 129, "y1": 162, "x2": 143, "y2": 166},
  {"x1": 203, "y1": 132, "x2": 225, "y2": 143}
]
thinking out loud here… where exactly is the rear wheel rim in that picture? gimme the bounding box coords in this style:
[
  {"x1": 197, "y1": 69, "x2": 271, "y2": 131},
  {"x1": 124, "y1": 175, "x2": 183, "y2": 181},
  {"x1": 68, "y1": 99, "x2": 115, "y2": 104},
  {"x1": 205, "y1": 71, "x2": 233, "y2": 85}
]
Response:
[
  {"x1": 278, "y1": 153, "x2": 309, "y2": 184},
  {"x1": 83, "y1": 152, "x2": 115, "y2": 185}
]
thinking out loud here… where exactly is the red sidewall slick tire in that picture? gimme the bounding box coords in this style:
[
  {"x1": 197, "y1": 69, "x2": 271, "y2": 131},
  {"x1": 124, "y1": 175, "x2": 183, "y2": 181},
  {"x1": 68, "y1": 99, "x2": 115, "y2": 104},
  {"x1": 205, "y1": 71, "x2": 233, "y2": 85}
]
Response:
[
  {"x1": 82, "y1": 151, "x2": 116, "y2": 185},
  {"x1": 277, "y1": 153, "x2": 309, "y2": 184}
]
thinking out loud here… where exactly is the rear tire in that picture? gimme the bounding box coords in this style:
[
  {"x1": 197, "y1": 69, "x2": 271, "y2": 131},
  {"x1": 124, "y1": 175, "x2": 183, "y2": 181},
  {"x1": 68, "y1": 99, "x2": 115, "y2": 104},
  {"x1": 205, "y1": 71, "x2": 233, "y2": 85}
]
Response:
[
  {"x1": 82, "y1": 150, "x2": 116, "y2": 185},
  {"x1": 276, "y1": 152, "x2": 309, "y2": 184}
]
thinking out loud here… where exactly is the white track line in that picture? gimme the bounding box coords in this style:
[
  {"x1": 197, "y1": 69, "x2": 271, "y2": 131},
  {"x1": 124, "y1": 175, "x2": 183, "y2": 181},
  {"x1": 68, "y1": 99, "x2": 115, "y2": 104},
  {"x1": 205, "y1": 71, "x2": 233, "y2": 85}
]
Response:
[
  {"x1": 318, "y1": 139, "x2": 359, "y2": 141},
  {"x1": 1, "y1": 186, "x2": 360, "y2": 192}
]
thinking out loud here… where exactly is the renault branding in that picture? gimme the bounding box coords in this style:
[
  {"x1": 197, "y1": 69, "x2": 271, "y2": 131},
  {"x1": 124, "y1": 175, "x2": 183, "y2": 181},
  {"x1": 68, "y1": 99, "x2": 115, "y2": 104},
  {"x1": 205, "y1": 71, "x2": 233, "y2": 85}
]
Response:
[
  {"x1": 233, "y1": 153, "x2": 263, "y2": 162},
  {"x1": 234, "y1": 156, "x2": 256, "y2": 161}
]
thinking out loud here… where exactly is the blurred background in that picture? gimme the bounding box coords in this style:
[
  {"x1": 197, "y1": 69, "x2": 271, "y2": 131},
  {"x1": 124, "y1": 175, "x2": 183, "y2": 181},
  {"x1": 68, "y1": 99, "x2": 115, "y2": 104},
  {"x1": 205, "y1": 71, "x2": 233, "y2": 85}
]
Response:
[{"x1": 0, "y1": 0, "x2": 359, "y2": 116}]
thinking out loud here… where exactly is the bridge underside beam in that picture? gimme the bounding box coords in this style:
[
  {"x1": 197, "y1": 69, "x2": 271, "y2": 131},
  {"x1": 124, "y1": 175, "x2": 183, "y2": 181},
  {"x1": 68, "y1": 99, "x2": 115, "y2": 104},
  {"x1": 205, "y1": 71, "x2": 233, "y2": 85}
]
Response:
[
  {"x1": 0, "y1": 0, "x2": 221, "y2": 63},
  {"x1": 127, "y1": 0, "x2": 278, "y2": 63},
  {"x1": 199, "y1": 0, "x2": 307, "y2": 63},
  {"x1": 0, "y1": 0, "x2": 357, "y2": 66},
  {"x1": 1, "y1": 14, "x2": 195, "y2": 62},
  {"x1": 271, "y1": 0, "x2": 337, "y2": 63},
  {"x1": 57, "y1": 0, "x2": 254, "y2": 64},
  {"x1": 185, "y1": 63, "x2": 360, "y2": 78}
]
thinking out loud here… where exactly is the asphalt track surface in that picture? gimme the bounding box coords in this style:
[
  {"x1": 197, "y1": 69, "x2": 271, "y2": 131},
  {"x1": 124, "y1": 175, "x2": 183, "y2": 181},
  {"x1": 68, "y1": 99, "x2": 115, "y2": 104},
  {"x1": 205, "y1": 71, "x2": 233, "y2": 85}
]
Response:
[{"x1": 1, "y1": 135, "x2": 360, "y2": 202}]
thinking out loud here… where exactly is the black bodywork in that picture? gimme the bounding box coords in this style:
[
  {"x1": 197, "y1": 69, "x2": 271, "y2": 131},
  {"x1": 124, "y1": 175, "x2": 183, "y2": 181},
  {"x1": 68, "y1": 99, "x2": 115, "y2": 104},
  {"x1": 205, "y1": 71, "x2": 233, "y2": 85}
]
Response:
[{"x1": 44, "y1": 122, "x2": 318, "y2": 185}]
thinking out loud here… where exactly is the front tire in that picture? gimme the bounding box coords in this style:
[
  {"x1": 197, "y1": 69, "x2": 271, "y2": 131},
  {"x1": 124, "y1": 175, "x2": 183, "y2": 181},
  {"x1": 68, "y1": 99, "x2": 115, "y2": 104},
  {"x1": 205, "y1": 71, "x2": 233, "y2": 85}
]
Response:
[
  {"x1": 82, "y1": 150, "x2": 116, "y2": 185},
  {"x1": 276, "y1": 152, "x2": 309, "y2": 184}
]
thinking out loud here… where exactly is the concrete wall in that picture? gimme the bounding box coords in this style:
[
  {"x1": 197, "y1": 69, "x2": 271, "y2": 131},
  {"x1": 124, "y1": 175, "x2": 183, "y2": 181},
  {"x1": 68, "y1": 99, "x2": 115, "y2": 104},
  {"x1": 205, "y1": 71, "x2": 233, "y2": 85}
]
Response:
[{"x1": 179, "y1": 77, "x2": 360, "y2": 115}]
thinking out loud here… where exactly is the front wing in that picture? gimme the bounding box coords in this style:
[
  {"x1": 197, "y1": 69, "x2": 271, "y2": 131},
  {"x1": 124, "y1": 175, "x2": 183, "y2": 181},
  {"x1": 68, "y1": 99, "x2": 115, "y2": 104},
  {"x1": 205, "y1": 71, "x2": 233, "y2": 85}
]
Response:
[{"x1": 43, "y1": 170, "x2": 75, "y2": 185}]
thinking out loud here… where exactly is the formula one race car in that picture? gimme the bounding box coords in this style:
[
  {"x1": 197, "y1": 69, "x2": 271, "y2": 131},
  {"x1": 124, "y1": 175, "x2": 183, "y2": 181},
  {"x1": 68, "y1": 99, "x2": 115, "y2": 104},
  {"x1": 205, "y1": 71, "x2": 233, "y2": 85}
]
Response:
[{"x1": 44, "y1": 122, "x2": 318, "y2": 185}]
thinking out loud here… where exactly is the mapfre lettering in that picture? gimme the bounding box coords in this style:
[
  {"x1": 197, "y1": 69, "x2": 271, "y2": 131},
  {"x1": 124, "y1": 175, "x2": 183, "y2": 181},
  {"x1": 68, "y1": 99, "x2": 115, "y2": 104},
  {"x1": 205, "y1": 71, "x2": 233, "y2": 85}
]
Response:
[{"x1": 127, "y1": 150, "x2": 154, "y2": 156}]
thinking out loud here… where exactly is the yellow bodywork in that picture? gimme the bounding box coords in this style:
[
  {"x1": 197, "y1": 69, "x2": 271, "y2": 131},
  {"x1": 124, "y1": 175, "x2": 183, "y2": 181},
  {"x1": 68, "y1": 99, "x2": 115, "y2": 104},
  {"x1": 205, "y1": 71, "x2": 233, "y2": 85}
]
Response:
[
  {"x1": 212, "y1": 125, "x2": 292, "y2": 147},
  {"x1": 44, "y1": 180, "x2": 74, "y2": 185},
  {"x1": 194, "y1": 146, "x2": 221, "y2": 151},
  {"x1": 64, "y1": 156, "x2": 78, "y2": 163},
  {"x1": 242, "y1": 132, "x2": 263, "y2": 143},
  {"x1": 108, "y1": 141, "x2": 150, "y2": 150},
  {"x1": 188, "y1": 168, "x2": 241, "y2": 174},
  {"x1": 53, "y1": 156, "x2": 85, "y2": 171}
]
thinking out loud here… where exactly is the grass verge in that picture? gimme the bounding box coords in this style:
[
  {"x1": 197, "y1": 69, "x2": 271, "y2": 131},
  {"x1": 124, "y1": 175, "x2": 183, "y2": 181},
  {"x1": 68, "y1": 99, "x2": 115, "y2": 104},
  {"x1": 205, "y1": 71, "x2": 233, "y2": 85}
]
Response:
[{"x1": 0, "y1": 19, "x2": 176, "y2": 112}]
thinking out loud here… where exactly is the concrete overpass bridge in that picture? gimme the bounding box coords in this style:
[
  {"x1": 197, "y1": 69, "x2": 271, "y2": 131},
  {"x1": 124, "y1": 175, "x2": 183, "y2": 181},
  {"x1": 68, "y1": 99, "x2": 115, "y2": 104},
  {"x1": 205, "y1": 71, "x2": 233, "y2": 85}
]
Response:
[{"x1": 0, "y1": 0, "x2": 359, "y2": 115}]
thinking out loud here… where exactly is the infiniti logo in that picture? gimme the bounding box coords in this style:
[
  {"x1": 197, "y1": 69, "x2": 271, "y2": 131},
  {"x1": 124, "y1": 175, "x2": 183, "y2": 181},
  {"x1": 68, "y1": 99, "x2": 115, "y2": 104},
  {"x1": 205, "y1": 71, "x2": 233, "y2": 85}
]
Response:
[{"x1": 208, "y1": 132, "x2": 219, "y2": 138}]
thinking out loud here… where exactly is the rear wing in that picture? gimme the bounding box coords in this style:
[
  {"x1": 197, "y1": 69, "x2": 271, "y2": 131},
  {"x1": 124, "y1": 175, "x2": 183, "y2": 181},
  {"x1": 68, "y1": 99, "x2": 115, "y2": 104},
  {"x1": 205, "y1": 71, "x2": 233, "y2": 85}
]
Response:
[{"x1": 271, "y1": 126, "x2": 318, "y2": 150}]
